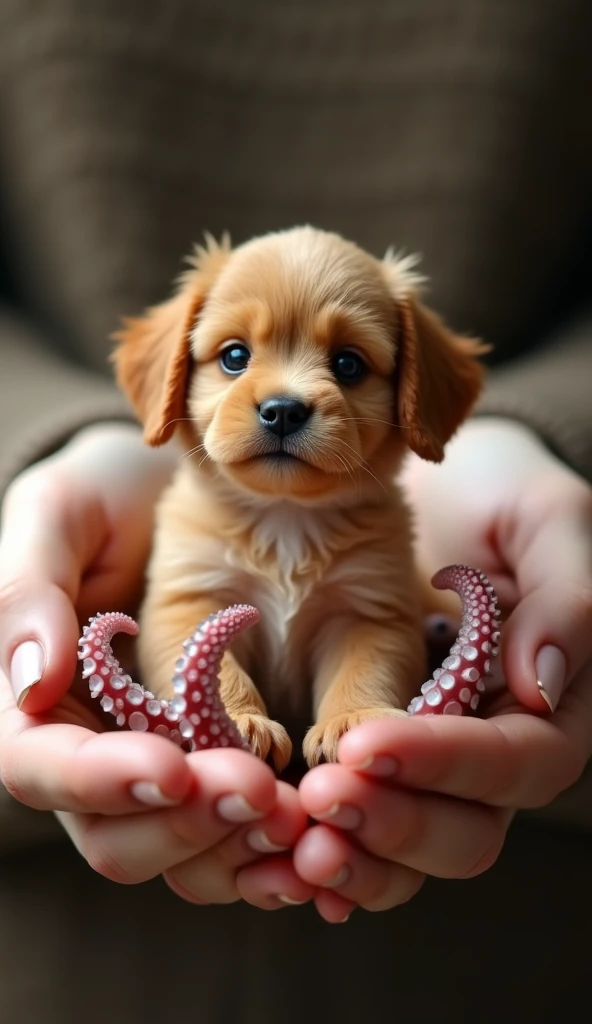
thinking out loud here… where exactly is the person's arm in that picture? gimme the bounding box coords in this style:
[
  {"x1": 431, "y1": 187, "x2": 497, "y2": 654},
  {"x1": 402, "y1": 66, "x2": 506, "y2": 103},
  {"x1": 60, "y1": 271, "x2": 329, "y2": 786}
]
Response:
[
  {"x1": 474, "y1": 308, "x2": 592, "y2": 484},
  {"x1": 0, "y1": 403, "x2": 313, "y2": 909},
  {"x1": 295, "y1": 362, "x2": 592, "y2": 919},
  {"x1": 0, "y1": 309, "x2": 134, "y2": 501},
  {"x1": 0, "y1": 308, "x2": 137, "y2": 843}
]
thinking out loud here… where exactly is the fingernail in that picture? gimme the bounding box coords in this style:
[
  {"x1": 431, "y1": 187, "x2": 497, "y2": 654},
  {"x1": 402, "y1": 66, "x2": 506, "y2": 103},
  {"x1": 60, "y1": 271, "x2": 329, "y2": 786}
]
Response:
[
  {"x1": 130, "y1": 781, "x2": 181, "y2": 807},
  {"x1": 216, "y1": 794, "x2": 266, "y2": 823},
  {"x1": 315, "y1": 803, "x2": 363, "y2": 830},
  {"x1": 277, "y1": 895, "x2": 309, "y2": 906},
  {"x1": 535, "y1": 645, "x2": 567, "y2": 712},
  {"x1": 351, "y1": 755, "x2": 399, "y2": 778},
  {"x1": 247, "y1": 829, "x2": 289, "y2": 854},
  {"x1": 11, "y1": 641, "x2": 45, "y2": 708},
  {"x1": 335, "y1": 912, "x2": 351, "y2": 924},
  {"x1": 321, "y1": 865, "x2": 350, "y2": 888}
]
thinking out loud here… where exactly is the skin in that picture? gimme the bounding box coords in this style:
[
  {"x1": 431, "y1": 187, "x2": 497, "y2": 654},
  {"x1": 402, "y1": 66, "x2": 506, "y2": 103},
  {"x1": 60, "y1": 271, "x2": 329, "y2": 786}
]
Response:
[
  {"x1": 293, "y1": 417, "x2": 592, "y2": 919},
  {"x1": 0, "y1": 424, "x2": 312, "y2": 908},
  {"x1": 1, "y1": 417, "x2": 591, "y2": 922}
]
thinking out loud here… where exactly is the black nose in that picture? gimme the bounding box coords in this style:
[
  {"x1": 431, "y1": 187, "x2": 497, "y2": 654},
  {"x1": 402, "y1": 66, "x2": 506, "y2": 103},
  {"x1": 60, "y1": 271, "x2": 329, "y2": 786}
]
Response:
[{"x1": 258, "y1": 396, "x2": 311, "y2": 438}]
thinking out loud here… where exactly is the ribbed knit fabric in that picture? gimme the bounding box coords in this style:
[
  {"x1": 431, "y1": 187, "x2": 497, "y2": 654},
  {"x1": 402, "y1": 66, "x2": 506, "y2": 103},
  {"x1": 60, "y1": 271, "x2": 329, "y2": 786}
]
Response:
[{"x1": 0, "y1": 0, "x2": 590, "y2": 841}]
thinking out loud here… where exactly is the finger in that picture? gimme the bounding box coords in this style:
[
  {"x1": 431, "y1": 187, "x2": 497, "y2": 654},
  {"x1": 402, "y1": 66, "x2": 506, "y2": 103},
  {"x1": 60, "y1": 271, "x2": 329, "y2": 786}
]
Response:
[
  {"x1": 0, "y1": 719, "x2": 192, "y2": 814},
  {"x1": 336, "y1": 672, "x2": 592, "y2": 808},
  {"x1": 216, "y1": 780, "x2": 308, "y2": 862},
  {"x1": 294, "y1": 825, "x2": 425, "y2": 912},
  {"x1": 313, "y1": 890, "x2": 357, "y2": 924},
  {"x1": 502, "y1": 585, "x2": 592, "y2": 712},
  {"x1": 56, "y1": 748, "x2": 278, "y2": 884},
  {"x1": 164, "y1": 781, "x2": 309, "y2": 904},
  {"x1": 0, "y1": 472, "x2": 105, "y2": 711},
  {"x1": 236, "y1": 855, "x2": 317, "y2": 910},
  {"x1": 500, "y1": 485, "x2": 592, "y2": 711},
  {"x1": 300, "y1": 763, "x2": 508, "y2": 879}
]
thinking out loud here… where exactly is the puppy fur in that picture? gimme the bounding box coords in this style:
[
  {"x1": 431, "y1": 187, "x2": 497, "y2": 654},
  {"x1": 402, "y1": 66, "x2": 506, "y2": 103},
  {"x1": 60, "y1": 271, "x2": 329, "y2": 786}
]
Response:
[{"x1": 113, "y1": 226, "x2": 487, "y2": 769}]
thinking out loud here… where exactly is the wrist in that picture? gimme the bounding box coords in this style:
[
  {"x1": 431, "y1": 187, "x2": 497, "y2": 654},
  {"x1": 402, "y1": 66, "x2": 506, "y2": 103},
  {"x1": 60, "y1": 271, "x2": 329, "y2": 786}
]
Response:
[
  {"x1": 65, "y1": 421, "x2": 143, "y2": 452},
  {"x1": 401, "y1": 415, "x2": 558, "y2": 504},
  {"x1": 442, "y1": 415, "x2": 544, "y2": 456},
  {"x1": 64, "y1": 420, "x2": 176, "y2": 471},
  {"x1": 60, "y1": 420, "x2": 178, "y2": 505}
]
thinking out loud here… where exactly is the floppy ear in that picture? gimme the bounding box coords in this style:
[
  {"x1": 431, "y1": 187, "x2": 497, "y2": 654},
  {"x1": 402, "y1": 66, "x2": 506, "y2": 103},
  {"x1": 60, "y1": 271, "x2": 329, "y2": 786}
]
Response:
[
  {"x1": 394, "y1": 294, "x2": 491, "y2": 462},
  {"x1": 111, "y1": 235, "x2": 231, "y2": 446}
]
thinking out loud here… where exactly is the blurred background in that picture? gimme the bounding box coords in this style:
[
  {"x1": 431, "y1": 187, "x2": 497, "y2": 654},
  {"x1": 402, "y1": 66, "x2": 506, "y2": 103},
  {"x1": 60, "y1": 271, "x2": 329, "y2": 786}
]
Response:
[
  {"x1": 0, "y1": 0, "x2": 589, "y2": 375},
  {"x1": 0, "y1": 2, "x2": 590, "y2": 1022}
]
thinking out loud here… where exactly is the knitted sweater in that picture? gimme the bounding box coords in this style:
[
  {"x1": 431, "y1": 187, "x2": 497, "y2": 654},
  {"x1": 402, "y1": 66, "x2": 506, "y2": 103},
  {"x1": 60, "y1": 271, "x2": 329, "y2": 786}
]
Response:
[{"x1": 0, "y1": 0, "x2": 590, "y2": 846}]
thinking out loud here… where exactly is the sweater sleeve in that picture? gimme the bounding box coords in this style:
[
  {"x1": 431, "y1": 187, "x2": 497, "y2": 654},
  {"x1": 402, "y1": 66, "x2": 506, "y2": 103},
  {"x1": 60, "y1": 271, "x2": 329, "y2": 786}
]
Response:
[
  {"x1": 0, "y1": 310, "x2": 137, "y2": 847},
  {"x1": 0, "y1": 308, "x2": 135, "y2": 502},
  {"x1": 474, "y1": 309, "x2": 592, "y2": 484}
]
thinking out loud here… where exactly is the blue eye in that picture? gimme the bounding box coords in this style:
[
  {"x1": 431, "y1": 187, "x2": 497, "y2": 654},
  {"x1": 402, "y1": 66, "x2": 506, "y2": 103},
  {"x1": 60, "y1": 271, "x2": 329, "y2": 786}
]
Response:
[
  {"x1": 220, "y1": 343, "x2": 251, "y2": 375},
  {"x1": 332, "y1": 349, "x2": 367, "y2": 385}
]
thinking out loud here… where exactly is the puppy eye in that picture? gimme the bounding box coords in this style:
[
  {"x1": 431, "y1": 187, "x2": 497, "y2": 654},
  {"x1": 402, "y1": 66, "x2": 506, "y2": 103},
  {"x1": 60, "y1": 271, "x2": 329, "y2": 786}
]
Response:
[
  {"x1": 331, "y1": 349, "x2": 368, "y2": 385},
  {"x1": 219, "y1": 342, "x2": 251, "y2": 375}
]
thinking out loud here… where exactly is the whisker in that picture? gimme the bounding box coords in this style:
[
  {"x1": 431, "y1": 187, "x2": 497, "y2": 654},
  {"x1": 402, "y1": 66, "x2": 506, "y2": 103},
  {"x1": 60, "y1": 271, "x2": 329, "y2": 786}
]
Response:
[
  {"x1": 298, "y1": 435, "x2": 356, "y2": 486},
  {"x1": 341, "y1": 416, "x2": 412, "y2": 431},
  {"x1": 320, "y1": 439, "x2": 365, "y2": 495},
  {"x1": 182, "y1": 443, "x2": 206, "y2": 460},
  {"x1": 161, "y1": 416, "x2": 196, "y2": 432},
  {"x1": 327, "y1": 436, "x2": 388, "y2": 496}
]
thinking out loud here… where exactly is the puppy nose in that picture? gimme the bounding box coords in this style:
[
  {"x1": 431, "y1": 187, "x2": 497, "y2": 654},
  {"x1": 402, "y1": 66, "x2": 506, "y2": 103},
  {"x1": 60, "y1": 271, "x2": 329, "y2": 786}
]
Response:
[{"x1": 258, "y1": 396, "x2": 311, "y2": 438}]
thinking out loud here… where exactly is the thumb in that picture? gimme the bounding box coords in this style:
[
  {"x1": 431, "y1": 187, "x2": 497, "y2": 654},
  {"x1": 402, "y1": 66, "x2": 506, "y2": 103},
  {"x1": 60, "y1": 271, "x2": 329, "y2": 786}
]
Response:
[
  {"x1": 5, "y1": 583, "x2": 82, "y2": 712},
  {"x1": 499, "y1": 489, "x2": 592, "y2": 713},
  {"x1": 0, "y1": 471, "x2": 106, "y2": 712}
]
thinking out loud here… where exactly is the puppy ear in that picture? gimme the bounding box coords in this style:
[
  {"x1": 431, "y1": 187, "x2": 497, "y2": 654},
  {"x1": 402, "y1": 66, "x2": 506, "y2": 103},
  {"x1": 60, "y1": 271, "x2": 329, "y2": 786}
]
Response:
[
  {"x1": 111, "y1": 234, "x2": 231, "y2": 446},
  {"x1": 394, "y1": 294, "x2": 490, "y2": 463}
]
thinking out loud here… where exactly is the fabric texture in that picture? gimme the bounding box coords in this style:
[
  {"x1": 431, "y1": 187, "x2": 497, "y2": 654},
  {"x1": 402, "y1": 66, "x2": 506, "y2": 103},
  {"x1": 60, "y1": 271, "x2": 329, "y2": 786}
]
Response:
[{"x1": 0, "y1": 0, "x2": 591, "y2": 844}]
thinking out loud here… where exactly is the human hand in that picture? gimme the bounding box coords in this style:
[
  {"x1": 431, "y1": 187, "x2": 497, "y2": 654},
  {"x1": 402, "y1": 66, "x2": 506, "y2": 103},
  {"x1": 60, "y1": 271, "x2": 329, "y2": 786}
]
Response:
[
  {"x1": 294, "y1": 417, "x2": 592, "y2": 920},
  {"x1": 0, "y1": 424, "x2": 312, "y2": 907},
  {"x1": 401, "y1": 416, "x2": 592, "y2": 712}
]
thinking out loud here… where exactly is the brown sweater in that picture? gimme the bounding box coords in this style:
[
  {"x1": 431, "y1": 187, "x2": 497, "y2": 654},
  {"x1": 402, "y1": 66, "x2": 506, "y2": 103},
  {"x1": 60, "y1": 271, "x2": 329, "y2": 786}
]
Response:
[{"x1": 0, "y1": 0, "x2": 591, "y2": 844}]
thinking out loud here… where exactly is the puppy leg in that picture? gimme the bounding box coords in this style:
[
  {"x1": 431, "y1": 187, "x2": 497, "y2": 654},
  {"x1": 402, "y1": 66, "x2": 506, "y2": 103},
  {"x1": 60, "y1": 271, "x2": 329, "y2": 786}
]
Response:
[
  {"x1": 303, "y1": 615, "x2": 425, "y2": 767},
  {"x1": 217, "y1": 651, "x2": 292, "y2": 771},
  {"x1": 138, "y1": 597, "x2": 292, "y2": 771}
]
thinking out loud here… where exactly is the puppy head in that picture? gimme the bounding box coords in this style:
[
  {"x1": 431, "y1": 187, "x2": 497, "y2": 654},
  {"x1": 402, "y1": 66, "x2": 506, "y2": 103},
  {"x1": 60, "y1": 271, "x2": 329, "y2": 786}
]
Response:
[{"x1": 113, "y1": 226, "x2": 488, "y2": 503}]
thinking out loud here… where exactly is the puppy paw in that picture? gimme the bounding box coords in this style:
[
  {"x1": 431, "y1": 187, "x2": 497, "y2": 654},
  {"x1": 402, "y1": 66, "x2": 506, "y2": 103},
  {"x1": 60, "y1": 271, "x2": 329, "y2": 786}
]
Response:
[
  {"x1": 303, "y1": 707, "x2": 407, "y2": 767},
  {"x1": 233, "y1": 713, "x2": 293, "y2": 773}
]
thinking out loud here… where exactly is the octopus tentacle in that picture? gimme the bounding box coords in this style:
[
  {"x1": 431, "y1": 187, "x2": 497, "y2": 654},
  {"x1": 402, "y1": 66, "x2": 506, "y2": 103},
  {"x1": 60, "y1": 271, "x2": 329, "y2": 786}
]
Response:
[
  {"x1": 78, "y1": 605, "x2": 260, "y2": 752},
  {"x1": 408, "y1": 564, "x2": 501, "y2": 717},
  {"x1": 77, "y1": 564, "x2": 500, "y2": 746}
]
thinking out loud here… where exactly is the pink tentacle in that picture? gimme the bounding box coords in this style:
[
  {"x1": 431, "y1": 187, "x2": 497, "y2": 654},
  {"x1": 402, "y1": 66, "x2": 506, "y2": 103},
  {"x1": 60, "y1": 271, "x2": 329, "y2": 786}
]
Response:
[
  {"x1": 408, "y1": 564, "x2": 501, "y2": 717},
  {"x1": 78, "y1": 605, "x2": 260, "y2": 752},
  {"x1": 78, "y1": 565, "x2": 500, "y2": 748}
]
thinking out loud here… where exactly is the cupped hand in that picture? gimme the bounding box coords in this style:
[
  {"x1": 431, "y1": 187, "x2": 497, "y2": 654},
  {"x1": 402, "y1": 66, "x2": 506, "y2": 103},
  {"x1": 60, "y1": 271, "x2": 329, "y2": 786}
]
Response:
[
  {"x1": 401, "y1": 416, "x2": 592, "y2": 712},
  {"x1": 296, "y1": 417, "x2": 592, "y2": 919},
  {"x1": 0, "y1": 424, "x2": 312, "y2": 909},
  {"x1": 297, "y1": 653, "x2": 592, "y2": 919}
]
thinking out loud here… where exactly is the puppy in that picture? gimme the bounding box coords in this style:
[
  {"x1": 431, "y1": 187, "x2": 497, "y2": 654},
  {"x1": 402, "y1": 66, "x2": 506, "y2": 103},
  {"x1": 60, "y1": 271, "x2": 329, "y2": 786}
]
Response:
[{"x1": 113, "y1": 226, "x2": 487, "y2": 770}]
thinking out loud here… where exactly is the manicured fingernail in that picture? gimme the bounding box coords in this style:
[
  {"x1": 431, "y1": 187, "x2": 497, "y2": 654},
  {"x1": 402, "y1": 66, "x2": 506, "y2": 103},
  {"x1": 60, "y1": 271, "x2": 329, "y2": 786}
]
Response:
[
  {"x1": 535, "y1": 645, "x2": 567, "y2": 712},
  {"x1": 130, "y1": 782, "x2": 181, "y2": 807},
  {"x1": 315, "y1": 803, "x2": 363, "y2": 830},
  {"x1": 11, "y1": 641, "x2": 45, "y2": 708},
  {"x1": 247, "y1": 829, "x2": 289, "y2": 854},
  {"x1": 351, "y1": 755, "x2": 399, "y2": 778},
  {"x1": 321, "y1": 865, "x2": 350, "y2": 888},
  {"x1": 216, "y1": 794, "x2": 266, "y2": 823},
  {"x1": 277, "y1": 895, "x2": 309, "y2": 905}
]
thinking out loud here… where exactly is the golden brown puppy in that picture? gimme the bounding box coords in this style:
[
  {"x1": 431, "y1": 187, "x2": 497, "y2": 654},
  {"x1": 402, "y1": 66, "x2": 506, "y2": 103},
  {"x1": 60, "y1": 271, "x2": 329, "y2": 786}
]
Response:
[{"x1": 113, "y1": 226, "x2": 487, "y2": 770}]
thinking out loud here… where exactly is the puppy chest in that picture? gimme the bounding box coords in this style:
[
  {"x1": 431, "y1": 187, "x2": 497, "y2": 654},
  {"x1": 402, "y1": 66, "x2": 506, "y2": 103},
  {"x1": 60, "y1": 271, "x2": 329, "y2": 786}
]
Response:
[{"x1": 241, "y1": 569, "x2": 317, "y2": 690}]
